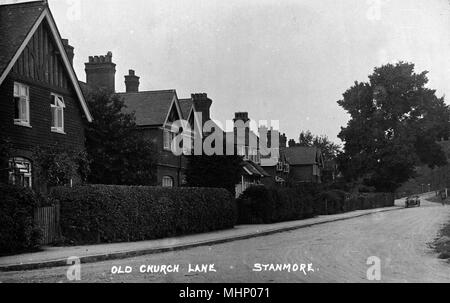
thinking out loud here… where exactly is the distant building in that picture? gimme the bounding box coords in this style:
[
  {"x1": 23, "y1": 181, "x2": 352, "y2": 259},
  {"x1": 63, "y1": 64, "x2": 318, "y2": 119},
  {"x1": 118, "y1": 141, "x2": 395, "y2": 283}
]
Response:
[
  {"x1": 283, "y1": 146, "x2": 324, "y2": 184},
  {"x1": 0, "y1": 1, "x2": 92, "y2": 191},
  {"x1": 227, "y1": 112, "x2": 270, "y2": 197},
  {"x1": 82, "y1": 54, "x2": 206, "y2": 187},
  {"x1": 260, "y1": 128, "x2": 290, "y2": 187}
]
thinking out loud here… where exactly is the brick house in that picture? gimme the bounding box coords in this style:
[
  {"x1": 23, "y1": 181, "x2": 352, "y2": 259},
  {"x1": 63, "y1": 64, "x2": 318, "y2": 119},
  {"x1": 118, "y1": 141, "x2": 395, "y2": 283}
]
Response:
[
  {"x1": 260, "y1": 129, "x2": 290, "y2": 187},
  {"x1": 82, "y1": 56, "x2": 207, "y2": 187},
  {"x1": 283, "y1": 146, "x2": 324, "y2": 184},
  {"x1": 227, "y1": 112, "x2": 270, "y2": 197},
  {"x1": 0, "y1": 1, "x2": 92, "y2": 191}
]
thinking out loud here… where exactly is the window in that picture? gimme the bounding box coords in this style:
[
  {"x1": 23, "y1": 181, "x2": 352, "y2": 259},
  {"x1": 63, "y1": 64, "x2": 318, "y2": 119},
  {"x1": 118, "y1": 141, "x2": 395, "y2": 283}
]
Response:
[
  {"x1": 8, "y1": 158, "x2": 32, "y2": 189},
  {"x1": 13, "y1": 82, "x2": 30, "y2": 126},
  {"x1": 284, "y1": 164, "x2": 290, "y2": 173},
  {"x1": 162, "y1": 176, "x2": 174, "y2": 188},
  {"x1": 163, "y1": 129, "x2": 176, "y2": 151},
  {"x1": 276, "y1": 162, "x2": 283, "y2": 172},
  {"x1": 51, "y1": 94, "x2": 65, "y2": 133}
]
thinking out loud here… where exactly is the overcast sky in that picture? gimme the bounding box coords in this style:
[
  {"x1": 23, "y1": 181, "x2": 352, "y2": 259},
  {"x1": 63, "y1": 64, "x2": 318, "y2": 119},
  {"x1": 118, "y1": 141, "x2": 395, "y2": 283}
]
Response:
[{"x1": 11, "y1": 0, "x2": 450, "y2": 143}]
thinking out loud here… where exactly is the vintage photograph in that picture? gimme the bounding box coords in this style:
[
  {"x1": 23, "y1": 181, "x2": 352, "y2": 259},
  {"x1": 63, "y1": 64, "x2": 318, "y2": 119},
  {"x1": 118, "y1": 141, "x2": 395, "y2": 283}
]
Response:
[{"x1": 0, "y1": 0, "x2": 449, "y2": 286}]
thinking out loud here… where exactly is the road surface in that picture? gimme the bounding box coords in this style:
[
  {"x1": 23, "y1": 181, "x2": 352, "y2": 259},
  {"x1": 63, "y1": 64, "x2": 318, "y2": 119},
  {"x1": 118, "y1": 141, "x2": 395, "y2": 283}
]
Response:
[{"x1": 1, "y1": 197, "x2": 450, "y2": 283}]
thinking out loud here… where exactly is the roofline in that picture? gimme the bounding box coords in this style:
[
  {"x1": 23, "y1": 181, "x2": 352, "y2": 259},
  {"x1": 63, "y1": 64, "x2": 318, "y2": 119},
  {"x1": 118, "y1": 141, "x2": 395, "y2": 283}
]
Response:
[
  {"x1": 0, "y1": 5, "x2": 93, "y2": 122},
  {"x1": 116, "y1": 89, "x2": 177, "y2": 95},
  {"x1": 0, "y1": 1, "x2": 45, "y2": 8}
]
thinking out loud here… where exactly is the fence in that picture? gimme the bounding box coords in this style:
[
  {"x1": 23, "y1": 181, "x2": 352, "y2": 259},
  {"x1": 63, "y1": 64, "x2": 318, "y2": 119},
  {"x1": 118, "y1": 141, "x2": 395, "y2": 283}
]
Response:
[{"x1": 34, "y1": 205, "x2": 60, "y2": 245}]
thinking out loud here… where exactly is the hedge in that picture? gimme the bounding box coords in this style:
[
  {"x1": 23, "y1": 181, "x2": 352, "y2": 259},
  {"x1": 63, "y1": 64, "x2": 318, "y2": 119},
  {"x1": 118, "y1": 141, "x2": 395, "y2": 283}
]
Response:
[
  {"x1": 316, "y1": 191, "x2": 395, "y2": 215},
  {"x1": 236, "y1": 186, "x2": 317, "y2": 224},
  {"x1": 0, "y1": 183, "x2": 43, "y2": 255},
  {"x1": 237, "y1": 186, "x2": 395, "y2": 224},
  {"x1": 50, "y1": 185, "x2": 236, "y2": 245}
]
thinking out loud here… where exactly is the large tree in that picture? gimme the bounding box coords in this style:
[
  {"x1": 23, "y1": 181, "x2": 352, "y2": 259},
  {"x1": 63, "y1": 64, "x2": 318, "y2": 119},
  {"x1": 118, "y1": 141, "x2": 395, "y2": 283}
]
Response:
[
  {"x1": 338, "y1": 62, "x2": 450, "y2": 192},
  {"x1": 85, "y1": 90, "x2": 156, "y2": 186}
]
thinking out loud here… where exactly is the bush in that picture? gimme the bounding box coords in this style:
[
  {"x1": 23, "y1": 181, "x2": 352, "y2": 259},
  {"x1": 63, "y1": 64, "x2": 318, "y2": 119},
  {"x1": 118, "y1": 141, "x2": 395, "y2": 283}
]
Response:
[
  {"x1": 236, "y1": 185, "x2": 316, "y2": 224},
  {"x1": 50, "y1": 185, "x2": 236, "y2": 245},
  {"x1": 0, "y1": 183, "x2": 43, "y2": 255}
]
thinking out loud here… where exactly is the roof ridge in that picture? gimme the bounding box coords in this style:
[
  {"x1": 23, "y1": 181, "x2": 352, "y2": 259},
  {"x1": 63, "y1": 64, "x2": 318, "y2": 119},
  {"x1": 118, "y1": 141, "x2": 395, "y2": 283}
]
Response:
[
  {"x1": 0, "y1": 1, "x2": 47, "y2": 8},
  {"x1": 117, "y1": 89, "x2": 176, "y2": 95}
]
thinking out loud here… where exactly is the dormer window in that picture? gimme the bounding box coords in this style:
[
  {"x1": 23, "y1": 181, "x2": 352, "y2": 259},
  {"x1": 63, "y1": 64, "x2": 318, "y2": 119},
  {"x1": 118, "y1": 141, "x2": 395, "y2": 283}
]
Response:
[
  {"x1": 51, "y1": 93, "x2": 65, "y2": 133},
  {"x1": 13, "y1": 82, "x2": 30, "y2": 127}
]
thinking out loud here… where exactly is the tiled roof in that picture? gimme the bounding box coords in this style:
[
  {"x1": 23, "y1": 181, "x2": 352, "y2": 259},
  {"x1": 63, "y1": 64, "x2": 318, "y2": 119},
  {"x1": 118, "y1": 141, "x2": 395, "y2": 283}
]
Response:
[
  {"x1": 117, "y1": 90, "x2": 177, "y2": 126},
  {"x1": 178, "y1": 98, "x2": 193, "y2": 120},
  {"x1": 0, "y1": 1, "x2": 46, "y2": 78},
  {"x1": 283, "y1": 146, "x2": 322, "y2": 166},
  {"x1": 242, "y1": 161, "x2": 270, "y2": 177}
]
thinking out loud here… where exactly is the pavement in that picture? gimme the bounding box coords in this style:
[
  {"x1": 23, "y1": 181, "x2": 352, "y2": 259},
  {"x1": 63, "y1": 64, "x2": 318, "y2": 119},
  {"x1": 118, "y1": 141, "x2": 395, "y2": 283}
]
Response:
[{"x1": 0, "y1": 193, "x2": 433, "y2": 272}]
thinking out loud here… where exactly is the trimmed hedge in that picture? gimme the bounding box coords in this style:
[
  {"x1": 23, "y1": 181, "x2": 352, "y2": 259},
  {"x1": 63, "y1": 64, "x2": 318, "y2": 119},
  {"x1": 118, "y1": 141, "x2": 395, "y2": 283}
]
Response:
[
  {"x1": 0, "y1": 183, "x2": 43, "y2": 255},
  {"x1": 237, "y1": 186, "x2": 395, "y2": 224},
  {"x1": 236, "y1": 186, "x2": 316, "y2": 224},
  {"x1": 316, "y1": 191, "x2": 395, "y2": 215},
  {"x1": 50, "y1": 185, "x2": 236, "y2": 245}
]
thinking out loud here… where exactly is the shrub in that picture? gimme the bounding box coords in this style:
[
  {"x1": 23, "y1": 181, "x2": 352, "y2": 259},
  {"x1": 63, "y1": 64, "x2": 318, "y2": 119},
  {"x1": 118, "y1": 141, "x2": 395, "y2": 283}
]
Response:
[
  {"x1": 0, "y1": 183, "x2": 43, "y2": 255},
  {"x1": 50, "y1": 185, "x2": 236, "y2": 245},
  {"x1": 236, "y1": 185, "x2": 316, "y2": 224}
]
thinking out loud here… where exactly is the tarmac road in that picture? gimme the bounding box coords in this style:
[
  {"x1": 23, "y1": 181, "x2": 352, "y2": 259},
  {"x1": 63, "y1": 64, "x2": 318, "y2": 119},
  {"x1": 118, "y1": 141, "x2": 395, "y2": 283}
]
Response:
[{"x1": 1, "y1": 196, "x2": 450, "y2": 283}]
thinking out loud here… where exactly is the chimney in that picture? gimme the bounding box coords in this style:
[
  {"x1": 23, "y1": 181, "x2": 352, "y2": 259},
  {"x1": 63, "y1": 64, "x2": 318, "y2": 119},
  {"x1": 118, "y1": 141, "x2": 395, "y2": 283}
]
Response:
[
  {"x1": 125, "y1": 69, "x2": 140, "y2": 93},
  {"x1": 233, "y1": 112, "x2": 250, "y2": 124},
  {"x1": 84, "y1": 51, "x2": 116, "y2": 93},
  {"x1": 62, "y1": 39, "x2": 74, "y2": 66},
  {"x1": 192, "y1": 93, "x2": 212, "y2": 125},
  {"x1": 280, "y1": 133, "x2": 287, "y2": 148}
]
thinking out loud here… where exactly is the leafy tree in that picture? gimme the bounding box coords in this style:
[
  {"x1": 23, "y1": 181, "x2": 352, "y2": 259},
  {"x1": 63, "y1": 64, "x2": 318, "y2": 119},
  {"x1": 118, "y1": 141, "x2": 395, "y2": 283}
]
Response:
[
  {"x1": 84, "y1": 90, "x2": 156, "y2": 186},
  {"x1": 338, "y1": 62, "x2": 450, "y2": 192},
  {"x1": 33, "y1": 144, "x2": 90, "y2": 189},
  {"x1": 185, "y1": 154, "x2": 243, "y2": 196},
  {"x1": 292, "y1": 130, "x2": 341, "y2": 161}
]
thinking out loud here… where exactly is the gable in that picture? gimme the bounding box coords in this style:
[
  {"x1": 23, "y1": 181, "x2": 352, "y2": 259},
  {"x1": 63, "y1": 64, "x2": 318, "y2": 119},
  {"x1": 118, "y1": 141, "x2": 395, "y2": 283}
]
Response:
[
  {"x1": 0, "y1": 2, "x2": 92, "y2": 122},
  {"x1": 10, "y1": 20, "x2": 71, "y2": 91},
  {"x1": 165, "y1": 97, "x2": 182, "y2": 125},
  {"x1": 0, "y1": 1, "x2": 44, "y2": 78}
]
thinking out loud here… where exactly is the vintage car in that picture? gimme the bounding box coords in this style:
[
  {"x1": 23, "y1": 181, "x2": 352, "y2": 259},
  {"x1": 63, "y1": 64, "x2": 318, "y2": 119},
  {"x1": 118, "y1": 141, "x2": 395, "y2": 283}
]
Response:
[{"x1": 405, "y1": 196, "x2": 421, "y2": 208}]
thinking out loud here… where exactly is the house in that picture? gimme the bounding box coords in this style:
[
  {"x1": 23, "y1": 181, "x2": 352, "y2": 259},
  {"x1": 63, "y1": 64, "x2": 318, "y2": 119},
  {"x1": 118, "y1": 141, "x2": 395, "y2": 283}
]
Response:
[
  {"x1": 283, "y1": 146, "x2": 324, "y2": 184},
  {"x1": 260, "y1": 128, "x2": 290, "y2": 187},
  {"x1": 82, "y1": 58, "x2": 207, "y2": 187},
  {"x1": 0, "y1": 1, "x2": 92, "y2": 191},
  {"x1": 227, "y1": 112, "x2": 270, "y2": 197}
]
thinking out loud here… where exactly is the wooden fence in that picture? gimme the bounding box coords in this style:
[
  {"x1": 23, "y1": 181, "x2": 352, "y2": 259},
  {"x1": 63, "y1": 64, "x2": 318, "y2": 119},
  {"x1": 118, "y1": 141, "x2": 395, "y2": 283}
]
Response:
[{"x1": 34, "y1": 205, "x2": 60, "y2": 245}]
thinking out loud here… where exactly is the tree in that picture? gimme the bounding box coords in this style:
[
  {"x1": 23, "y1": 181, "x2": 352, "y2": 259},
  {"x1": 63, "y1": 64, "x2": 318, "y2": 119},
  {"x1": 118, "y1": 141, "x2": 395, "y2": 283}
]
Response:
[
  {"x1": 338, "y1": 62, "x2": 450, "y2": 192},
  {"x1": 33, "y1": 144, "x2": 90, "y2": 189},
  {"x1": 293, "y1": 131, "x2": 341, "y2": 161},
  {"x1": 185, "y1": 154, "x2": 243, "y2": 196},
  {"x1": 84, "y1": 90, "x2": 156, "y2": 186}
]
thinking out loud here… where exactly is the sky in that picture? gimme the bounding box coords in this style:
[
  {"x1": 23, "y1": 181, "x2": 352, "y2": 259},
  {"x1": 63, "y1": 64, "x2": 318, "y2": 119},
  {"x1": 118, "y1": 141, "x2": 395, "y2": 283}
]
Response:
[{"x1": 8, "y1": 0, "x2": 450, "y2": 143}]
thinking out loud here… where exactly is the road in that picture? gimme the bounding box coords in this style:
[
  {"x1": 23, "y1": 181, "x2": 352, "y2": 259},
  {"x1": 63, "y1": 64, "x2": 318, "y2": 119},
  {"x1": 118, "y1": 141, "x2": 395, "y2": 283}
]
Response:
[{"x1": 1, "y1": 197, "x2": 450, "y2": 283}]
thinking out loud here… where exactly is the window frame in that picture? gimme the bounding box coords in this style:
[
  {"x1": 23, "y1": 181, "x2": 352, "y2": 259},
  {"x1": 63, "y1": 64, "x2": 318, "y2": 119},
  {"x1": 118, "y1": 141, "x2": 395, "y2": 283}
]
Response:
[
  {"x1": 13, "y1": 82, "x2": 31, "y2": 127},
  {"x1": 8, "y1": 157, "x2": 32, "y2": 189},
  {"x1": 162, "y1": 176, "x2": 174, "y2": 188},
  {"x1": 50, "y1": 93, "x2": 66, "y2": 134}
]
